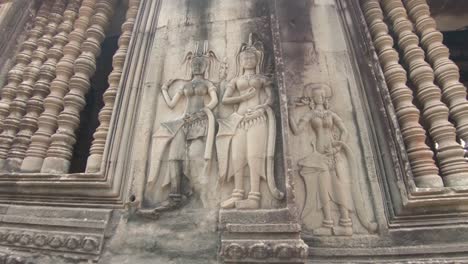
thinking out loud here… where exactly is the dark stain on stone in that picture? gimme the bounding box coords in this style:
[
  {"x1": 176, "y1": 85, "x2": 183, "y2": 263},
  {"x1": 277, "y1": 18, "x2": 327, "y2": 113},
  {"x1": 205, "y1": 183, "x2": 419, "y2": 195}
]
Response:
[{"x1": 185, "y1": 0, "x2": 213, "y2": 41}]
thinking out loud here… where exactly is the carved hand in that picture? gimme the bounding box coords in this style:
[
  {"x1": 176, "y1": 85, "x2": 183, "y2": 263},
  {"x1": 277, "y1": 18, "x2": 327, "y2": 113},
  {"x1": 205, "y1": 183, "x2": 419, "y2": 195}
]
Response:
[{"x1": 243, "y1": 87, "x2": 257, "y2": 100}]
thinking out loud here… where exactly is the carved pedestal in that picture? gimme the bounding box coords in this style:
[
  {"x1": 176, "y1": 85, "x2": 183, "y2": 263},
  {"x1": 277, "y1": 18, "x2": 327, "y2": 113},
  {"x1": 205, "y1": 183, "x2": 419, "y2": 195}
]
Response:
[{"x1": 220, "y1": 209, "x2": 308, "y2": 263}]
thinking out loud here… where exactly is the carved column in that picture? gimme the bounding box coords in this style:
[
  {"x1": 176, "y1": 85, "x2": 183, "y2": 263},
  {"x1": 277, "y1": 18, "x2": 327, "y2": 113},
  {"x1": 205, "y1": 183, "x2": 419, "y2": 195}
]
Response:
[
  {"x1": 361, "y1": 0, "x2": 442, "y2": 187},
  {"x1": 5, "y1": 0, "x2": 83, "y2": 171},
  {"x1": 21, "y1": 0, "x2": 97, "y2": 172},
  {"x1": 41, "y1": 0, "x2": 116, "y2": 173},
  {"x1": 0, "y1": 0, "x2": 65, "y2": 171},
  {"x1": 86, "y1": 0, "x2": 140, "y2": 173},
  {"x1": 0, "y1": 1, "x2": 53, "y2": 127},
  {"x1": 381, "y1": 0, "x2": 468, "y2": 187},
  {"x1": 405, "y1": 0, "x2": 468, "y2": 157}
]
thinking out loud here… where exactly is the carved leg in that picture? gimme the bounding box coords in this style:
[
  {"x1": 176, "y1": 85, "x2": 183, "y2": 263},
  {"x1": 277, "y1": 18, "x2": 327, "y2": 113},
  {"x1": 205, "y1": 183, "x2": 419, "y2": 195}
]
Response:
[
  {"x1": 221, "y1": 188, "x2": 244, "y2": 209},
  {"x1": 313, "y1": 203, "x2": 333, "y2": 236},
  {"x1": 314, "y1": 169, "x2": 334, "y2": 236},
  {"x1": 235, "y1": 157, "x2": 262, "y2": 209},
  {"x1": 333, "y1": 206, "x2": 353, "y2": 236},
  {"x1": 221, "y1": 131, "x2": 246, "y2": 209},
  {"x1": 235, "y1": 121, "x2": 267, "y2": 210},
  {"x1": 153, "y1": 160, "x2": 183, "y2": 212}
]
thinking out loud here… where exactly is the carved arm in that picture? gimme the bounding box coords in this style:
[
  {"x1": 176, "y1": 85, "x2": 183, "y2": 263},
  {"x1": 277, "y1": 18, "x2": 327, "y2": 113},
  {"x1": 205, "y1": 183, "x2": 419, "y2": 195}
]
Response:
[
  {"x1": 288, "y1": 107, "x2": 309, "y2": 135},
  {"x1": 222, "y1": 78, "x2": 256, "y2": 105},
  {"x1": 205, "y1": 83, "x2": 219, "y2": 110},
  {"x1": 332, "y1": 112, "x2": 349, "y2": 141},
  {"x1": 161, "y1": 80, "x2": 183, "y2": 109}
]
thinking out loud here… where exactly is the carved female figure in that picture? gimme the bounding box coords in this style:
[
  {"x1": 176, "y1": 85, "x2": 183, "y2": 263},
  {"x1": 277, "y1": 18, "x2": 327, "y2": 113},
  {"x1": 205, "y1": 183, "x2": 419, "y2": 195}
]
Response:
[
  {"x1": 146, "y1": 43, "x2": 218, "y2": 212},
  {"x1": 217, "y1": 34, "x2": 283, "y2": 210},
  {"x1": 289, "y1": 83, "x2": 376, "y2": 236}
]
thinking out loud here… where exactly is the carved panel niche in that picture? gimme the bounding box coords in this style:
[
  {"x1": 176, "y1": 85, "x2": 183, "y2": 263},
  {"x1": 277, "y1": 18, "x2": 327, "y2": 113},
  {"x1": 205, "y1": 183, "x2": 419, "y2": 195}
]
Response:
[
  {"x1": 133, "y1": 4, "x2": 287, "y2": 213},
  {"x1": 276, "y1": 0, "x2": 383, "y2": 242}
]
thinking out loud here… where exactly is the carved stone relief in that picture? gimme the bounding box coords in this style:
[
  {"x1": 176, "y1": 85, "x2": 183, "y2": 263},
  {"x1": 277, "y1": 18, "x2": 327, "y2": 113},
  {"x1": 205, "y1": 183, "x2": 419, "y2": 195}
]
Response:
[
  {"x1": 141, "y1": 33, "x2": 285, "y2": 213},
  {"x1": 288, "y1": 83, "x2": 377, "y2": 236},
  {"x1": 278, "y1": 0, "x2": 381, "y2": 238},
  {"x1": 217, "y1": 34, "x2": 284, "y2": 210},
  {"x1": 143, "y1": 41, "x2": 219, "y2": 214}
]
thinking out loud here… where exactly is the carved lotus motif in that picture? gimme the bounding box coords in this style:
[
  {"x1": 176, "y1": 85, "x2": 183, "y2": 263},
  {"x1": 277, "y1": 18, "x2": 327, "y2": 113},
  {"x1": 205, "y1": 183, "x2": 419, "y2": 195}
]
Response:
[
  {"x1": 82, "y1": 237, "x2": 99, "y2": 252},
  {"x1": 18, "y1": 233, "x2": 32, "y2": 245},
  {"x1": 274, "y1": 243, "x2": 294, "y2": 259},
  {"x1": 48, "y1": 235, "x2": 64, "y2": 248},
  {"x1": 249, "y1": 243, "x2": 272, "y2": 259},
  {"x1": 5, "y1": 233, "x2": 17, "y2": 243},
  {"x1": 33, "y1": 234, "x2": 47, "y2": 247},
  {"x1": 0, "y1": 231, "x2": 7, "y2": 241},
  {"x1": 224, "y1": 243, "x2": 245, "y2": 260},
  {"x1": 5, "y1": 256, "x2": 25, "y2": 264},
  {"x1": 66, "y1": 236, "x2": 81, "y2": 250}
]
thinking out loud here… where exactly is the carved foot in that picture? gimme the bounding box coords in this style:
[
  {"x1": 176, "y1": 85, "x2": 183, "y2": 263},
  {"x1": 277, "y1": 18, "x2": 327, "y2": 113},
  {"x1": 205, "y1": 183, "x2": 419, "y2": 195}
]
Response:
[
  {"x1": 313, "y1": 226, "x2": 333, "y2": 236},
  {"x1": 333, "y1": 225, "x2": 353, "y2": 236},
  {"x1": 135, "y1": 209, "x2": 161, "y2": 220},
  {"x1": 235, "y1": 192, "x2": 260, "y2": 210},
  {"x1": 221, "y1": 197, "x2": 241, "y2": 209},
  {"x1": 221, "y1": 189, "x2": 244, "y2": 209},
  {"x1": 153, "y1": 194, "x2": 183, "y2": 212}
]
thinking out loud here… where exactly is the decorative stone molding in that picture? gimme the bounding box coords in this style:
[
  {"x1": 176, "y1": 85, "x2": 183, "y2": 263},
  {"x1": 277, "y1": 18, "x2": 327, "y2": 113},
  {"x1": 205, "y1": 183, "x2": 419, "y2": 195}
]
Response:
[
  {"x1": 405, "y1": 0, "x2": 468, "y2": 155},
  {"x1": 381, "y1": 0, "x2": 468, "y2": 187},
  {"x1": 0, "y1": 0, "x2": 52, "y2": 127},
  {"x1": 42, "y1": 0, "x2": 116, "y2": 173},
  {"x1": 219, "y1": 209, "x2": 308, "y2": 263},
  {"x1": 221, "y1": 241, "x2": 308, "y2": 263},
  {"x1": 352, "y1": 0, "x2": 468, "y2": 219},
  {"x1": 86, "y1": 0, "x2": 141, "y2": 172},
  {"x1": 22, "y1": 0, "x2": 97, "y2": 173},
  {"x1": 360, "y1": 0, "x2": 442, "y2": 187},
  {"x1": 0, "y1": 229, "x2": 101, "y2": 255},
  {"x1": 6, "y1": 0, "x2": 82, "y2": 172},
  {"x1": 0, "y1": 0, "x2": 65, "y2": 171},
  {"x1": 0, "y1": 204, "x2": 111, "y2": 261}
]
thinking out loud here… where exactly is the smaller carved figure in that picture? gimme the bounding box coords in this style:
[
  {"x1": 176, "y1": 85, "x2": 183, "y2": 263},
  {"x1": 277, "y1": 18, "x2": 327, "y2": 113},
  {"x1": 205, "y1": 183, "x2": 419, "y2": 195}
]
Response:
[
  {"x1": 288, "y1": 83, "x2": 377, "y2": 236},
  {"x1": 216, "y1": 33, "x2": 284, "y2": 210},
  {"x1": 146, "y1": 42, "x2": 218, "y2": 213}
]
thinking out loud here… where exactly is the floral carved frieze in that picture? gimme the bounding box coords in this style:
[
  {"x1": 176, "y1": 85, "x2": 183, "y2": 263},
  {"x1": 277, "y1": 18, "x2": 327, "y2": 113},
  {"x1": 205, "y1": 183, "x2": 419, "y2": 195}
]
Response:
[
  {"x1": 221, "y1": 241, "x2": 308, "y2": 262},
  {"x1": 0, "y1": 229, "x2": 102, "y2": 255}
]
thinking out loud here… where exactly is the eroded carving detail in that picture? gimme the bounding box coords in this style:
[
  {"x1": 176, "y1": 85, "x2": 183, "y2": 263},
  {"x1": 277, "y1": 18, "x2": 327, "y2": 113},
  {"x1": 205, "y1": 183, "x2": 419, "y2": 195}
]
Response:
[
  {"x1": 0, "y1": 229, "x2": 101, "y2": 254},
  {"x1": 289, "y1": 83, "x2": 377, "y2": 236},
  {"x1": 221, "y1": 241, "x2": 308, "y2": 262},
  {"x1": 217, "y1": 33, "x2": 284, "y2": 210}
]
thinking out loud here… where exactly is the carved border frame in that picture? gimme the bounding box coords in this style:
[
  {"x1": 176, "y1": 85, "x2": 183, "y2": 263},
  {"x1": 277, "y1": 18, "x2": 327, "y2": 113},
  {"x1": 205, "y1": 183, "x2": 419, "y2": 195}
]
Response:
[
  {"x1": 337, "y1": 0, "x2": 468, "y2": 226},
  {"x1": 0, "y1": 0, "x2": 161, "y2": 208}
]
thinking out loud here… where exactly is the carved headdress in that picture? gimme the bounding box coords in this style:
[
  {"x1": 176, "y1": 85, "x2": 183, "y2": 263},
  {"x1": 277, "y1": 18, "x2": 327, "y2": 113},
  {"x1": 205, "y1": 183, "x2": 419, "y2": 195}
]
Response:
[
  {"x1": 303, "y1": 83, "x2": 333, "y2": 109},
  {"x1": 236, "y1": 33, "x2": 265, "y2": 76},
  {"x1": 182, "y1": 40, "x2": 218, "y2": 79}
]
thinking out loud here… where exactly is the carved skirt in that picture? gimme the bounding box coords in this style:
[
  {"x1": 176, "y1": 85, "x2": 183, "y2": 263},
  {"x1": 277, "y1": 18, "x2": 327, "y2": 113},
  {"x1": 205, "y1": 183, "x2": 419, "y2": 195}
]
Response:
[
  {"x1": 166, "y1": 116, "x2": 208, "y2": 161},
  {"x1": 298, "y1": 150, "x2": 353, "y2": 211},
  {"x1": 217, "y1": 109, "x2": 270, "y2": 182}
]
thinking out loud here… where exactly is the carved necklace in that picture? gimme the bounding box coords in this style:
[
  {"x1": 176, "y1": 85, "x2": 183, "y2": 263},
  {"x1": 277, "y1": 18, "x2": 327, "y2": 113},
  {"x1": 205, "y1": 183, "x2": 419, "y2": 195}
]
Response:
[
  {"x1": 312, "y1": 108, "x2": 330, "y2": 119},
  {"x1": 243, "y1": 73, "x2": 256, "y2": 81}
]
